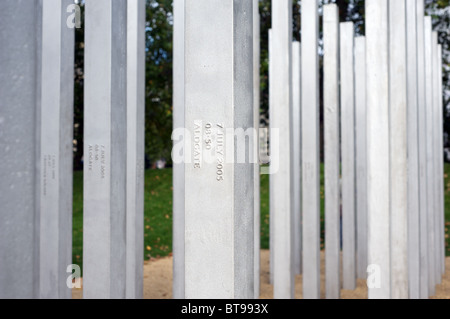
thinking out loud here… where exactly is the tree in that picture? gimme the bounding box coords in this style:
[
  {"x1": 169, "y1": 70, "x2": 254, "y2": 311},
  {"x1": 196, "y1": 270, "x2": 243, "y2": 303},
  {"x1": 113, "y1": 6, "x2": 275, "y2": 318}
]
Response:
[
  {"x1": 258, "y1": 0, "x2": 449, "y2": 160},
  {"x1": 145, "y1": 0, "x2": 174, "y2": 165},
  {"x1": 426, "y1": 0, "x2": 450, "y2": 146},
  {"x1": 73, "y1": 3, "x2": 85, "y2": 170},
  {"x1": 72, "y1": 0, "x2": 450, "y2": 169},
  {"x1": 73, "y1": 1, "x2": 175, "y2": 168}
]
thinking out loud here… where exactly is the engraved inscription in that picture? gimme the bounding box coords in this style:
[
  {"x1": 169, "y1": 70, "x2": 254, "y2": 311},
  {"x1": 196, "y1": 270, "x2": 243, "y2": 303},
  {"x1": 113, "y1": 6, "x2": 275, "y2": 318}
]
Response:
[
  {"x1": 42, "y1": 154, "x2": 56, "y2": 197},
  {"x1": 216, "y1": 123, "x2": 224, "y2": 182},
  {"x1": 100, "y1": 145, "x2": 106, "y2": 179},
  {"x1": 87, "y1": 144, "x2": 107, "y2": 180},
  {"x1": 88, "y1": 145, "x2": 94, "y2": 171},
  {"x1": 204, "y1": 122, "x2": 212, "y2": 150},
  {"x1": 193, "y1": 120, "x2": 226, "y2": 182},
  {"x1": 193, "y1": 121, "x2": 202, "y2": 169}
]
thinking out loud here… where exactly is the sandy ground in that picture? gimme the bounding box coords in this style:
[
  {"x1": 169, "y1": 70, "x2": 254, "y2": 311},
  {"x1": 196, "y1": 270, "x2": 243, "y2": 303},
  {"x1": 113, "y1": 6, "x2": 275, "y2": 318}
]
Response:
[{"x1": 72, "y1": 250, "x2": 450, "y2": 299}]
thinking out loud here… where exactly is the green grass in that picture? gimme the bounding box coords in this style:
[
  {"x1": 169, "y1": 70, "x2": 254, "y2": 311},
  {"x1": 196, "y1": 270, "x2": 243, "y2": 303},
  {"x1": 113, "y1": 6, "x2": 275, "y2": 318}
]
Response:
[
  {"x1": 72, "y1": 171, "x2": 83, "y2": 267},
  {"x1": 73, "y1": 164, "x2": 450, "y2": 270},
  {"x1": 260, "y1": 164, "x2": 326, "y2": 250},
  {"x1": 260, "y1": 172, "x2": 269, "y2": 249},
  {"x1": 445, "y1": 163, "x2": 450, "y2": 256},
  {"x1": 72, "y1": 169, "x2": 174, "y2": 271}
]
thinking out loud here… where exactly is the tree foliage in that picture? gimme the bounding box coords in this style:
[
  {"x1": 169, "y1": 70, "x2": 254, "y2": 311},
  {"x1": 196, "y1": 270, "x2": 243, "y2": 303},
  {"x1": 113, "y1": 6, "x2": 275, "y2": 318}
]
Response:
[
  {"x1": 426, "y1": 0, "x2": 450, "y2": 145},
  {"x1": 73, "y1": 0, "x2": 450, "y2": 169},
  {"x1": 145, "y1": 0, "x2": 174, "y2": 165},
  {"x1": 73, "y1": 4, "x2": 85, "y2": 170}
]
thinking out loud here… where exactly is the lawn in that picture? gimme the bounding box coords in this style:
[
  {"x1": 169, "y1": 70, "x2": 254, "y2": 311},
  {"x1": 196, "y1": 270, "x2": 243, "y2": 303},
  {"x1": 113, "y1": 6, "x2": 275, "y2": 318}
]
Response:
[
  {"x1": 73, "y1": 169, "x2": 174, "y2": 270},
  {"x1": 444, "y1": 163, "x2": 450, "y2": 256},
  {"x1": 72, "y1": 163, "x2": 450, "y2": 270}
]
